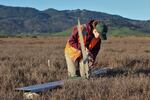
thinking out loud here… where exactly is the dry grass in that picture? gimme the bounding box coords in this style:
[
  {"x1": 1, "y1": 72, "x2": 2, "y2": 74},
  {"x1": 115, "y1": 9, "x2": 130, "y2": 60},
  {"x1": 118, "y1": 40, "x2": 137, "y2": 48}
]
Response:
[{"x1": 0, "y1": 36, "x2": 149, "y2": 100}]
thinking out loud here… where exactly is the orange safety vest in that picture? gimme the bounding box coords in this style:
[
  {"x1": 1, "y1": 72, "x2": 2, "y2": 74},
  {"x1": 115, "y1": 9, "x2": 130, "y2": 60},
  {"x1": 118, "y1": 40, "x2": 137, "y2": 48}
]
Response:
[{"x1": 65, "y1": 35, "x2": 100, "y2": 61}]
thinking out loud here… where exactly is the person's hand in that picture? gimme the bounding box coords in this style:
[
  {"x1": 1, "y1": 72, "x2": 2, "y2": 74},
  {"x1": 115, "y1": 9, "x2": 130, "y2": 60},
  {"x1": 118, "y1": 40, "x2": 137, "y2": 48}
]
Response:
[
  {"x1": 88, "y1": 55, "x2": 94, "y2": 66},
  {"x1": 85, "y1": 48, "x2": 89, "y2": 52},
  {"x1": 85, "y1": 51, "x2": 94, "y2": 67},
  {"x1": 80, "y1": 24, "x2": 86, "y2": 31}
]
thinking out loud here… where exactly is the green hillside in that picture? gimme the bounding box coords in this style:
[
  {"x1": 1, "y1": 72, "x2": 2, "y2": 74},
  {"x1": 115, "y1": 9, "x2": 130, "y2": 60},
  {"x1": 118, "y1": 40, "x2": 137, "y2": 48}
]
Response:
[
  {"x1": 109, "y1": 27, "x2": 150, "y2": 36},
  {"x1": 52, "y1": 27, "x2": 150, "y2": 36},
  {"x1": 0, "y1": 5, "x2": 150, "y2": 35},
  {"x1": 51, "y1": 28, "x2": 72, "y2": 36}
]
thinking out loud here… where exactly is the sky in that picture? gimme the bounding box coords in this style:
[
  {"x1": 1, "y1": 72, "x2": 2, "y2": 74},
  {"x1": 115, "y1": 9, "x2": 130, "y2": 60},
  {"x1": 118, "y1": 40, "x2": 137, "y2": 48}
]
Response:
[{"x1": 0, "y1": 0, "x2": 150, "y2": 20}]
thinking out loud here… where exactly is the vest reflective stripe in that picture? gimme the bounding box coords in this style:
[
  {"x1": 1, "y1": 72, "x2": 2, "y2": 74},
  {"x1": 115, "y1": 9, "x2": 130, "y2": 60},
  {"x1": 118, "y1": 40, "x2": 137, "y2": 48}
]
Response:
[
  {"x1": 89, "y1": 38, "x2": 100, "y2": 49},
  {"x1": 78, "y1": 35, "x2": 100, "y2": 50}
]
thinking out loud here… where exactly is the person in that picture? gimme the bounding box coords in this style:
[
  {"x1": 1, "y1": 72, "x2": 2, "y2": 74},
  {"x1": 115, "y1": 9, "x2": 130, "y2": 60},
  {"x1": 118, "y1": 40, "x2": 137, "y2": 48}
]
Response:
[{"x1": 64, "y1": 19, "x2": 108, "y2": 78}]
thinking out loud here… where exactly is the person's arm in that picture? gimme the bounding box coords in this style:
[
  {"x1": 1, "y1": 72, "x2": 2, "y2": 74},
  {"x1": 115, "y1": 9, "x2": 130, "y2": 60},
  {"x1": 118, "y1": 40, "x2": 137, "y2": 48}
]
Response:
[
  {"x1": 68, "y1": 26, "x2": 79, "y2": 49},
  {"x1": 85, "y1": 33, "x2": 94, "y2": 50}
]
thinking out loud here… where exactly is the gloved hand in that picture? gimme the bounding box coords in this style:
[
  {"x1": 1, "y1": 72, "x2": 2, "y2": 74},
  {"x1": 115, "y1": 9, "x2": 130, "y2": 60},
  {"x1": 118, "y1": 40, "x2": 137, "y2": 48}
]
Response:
[
  {"x1": 87, "y1": 53, "x2": 94, "y2": 68},
  {"x1": 83, "y1": 49, "x2": 94, "y2": 67}
]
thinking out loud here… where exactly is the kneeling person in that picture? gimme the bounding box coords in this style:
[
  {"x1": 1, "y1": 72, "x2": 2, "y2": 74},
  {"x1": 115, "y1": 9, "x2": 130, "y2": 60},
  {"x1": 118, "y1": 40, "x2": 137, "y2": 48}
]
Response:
[{"x1": 65, "y1": 19, "x2": 108, "y2": 78}]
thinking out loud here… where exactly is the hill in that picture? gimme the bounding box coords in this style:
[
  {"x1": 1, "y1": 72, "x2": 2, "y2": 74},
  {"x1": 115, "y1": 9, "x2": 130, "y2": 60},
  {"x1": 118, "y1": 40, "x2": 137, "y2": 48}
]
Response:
[{"x1": 0, "y1": 5, "x2": 150, "y2": 35}]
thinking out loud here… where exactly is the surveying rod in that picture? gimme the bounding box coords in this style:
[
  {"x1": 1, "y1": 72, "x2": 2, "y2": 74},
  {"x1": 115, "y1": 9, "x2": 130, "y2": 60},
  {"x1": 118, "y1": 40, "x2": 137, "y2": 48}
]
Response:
[{"x1": 77, "y1": 18, "x2": 90, "y2": 78}]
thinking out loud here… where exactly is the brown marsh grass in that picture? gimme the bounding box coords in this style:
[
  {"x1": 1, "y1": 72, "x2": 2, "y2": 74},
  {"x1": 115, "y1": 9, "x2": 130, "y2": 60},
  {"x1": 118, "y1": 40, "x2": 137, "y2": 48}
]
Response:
[{"x1": 0, "y1": 36, "x2": 149, "y2": 100}]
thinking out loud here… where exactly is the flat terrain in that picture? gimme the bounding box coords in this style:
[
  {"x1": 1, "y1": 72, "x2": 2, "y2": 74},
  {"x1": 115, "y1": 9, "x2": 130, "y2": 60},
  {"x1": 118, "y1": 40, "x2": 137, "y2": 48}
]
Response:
[{"x1": 0, "y1": 36, "x2": 149, "y2": 100}]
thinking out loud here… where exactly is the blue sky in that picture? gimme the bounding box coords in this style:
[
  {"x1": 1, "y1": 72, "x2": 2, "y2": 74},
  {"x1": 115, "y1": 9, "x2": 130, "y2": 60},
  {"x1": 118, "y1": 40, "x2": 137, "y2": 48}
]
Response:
[{"x1": 0, "y1": 0, "x2": 150, "y2": 20}]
